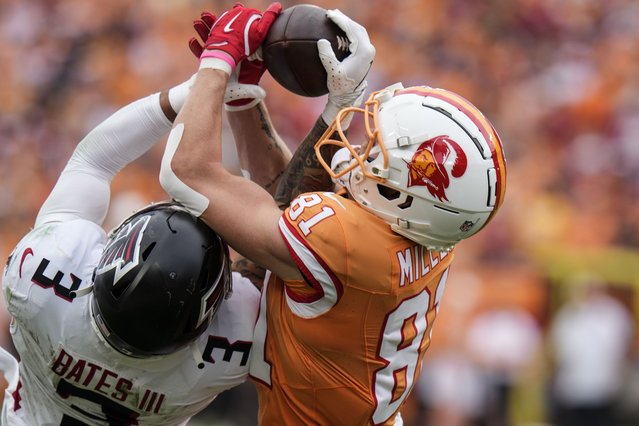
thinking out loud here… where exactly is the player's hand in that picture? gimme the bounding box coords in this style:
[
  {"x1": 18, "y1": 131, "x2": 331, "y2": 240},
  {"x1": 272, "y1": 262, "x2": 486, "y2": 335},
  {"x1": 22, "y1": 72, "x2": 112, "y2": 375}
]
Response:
[
  {"x1": 190, "y1": 11, "x2": 268, "y2": 109},
  {"x1": 191, "y1": 13, "x2": 268, "y2": 86},
  {"x1": 189, "y1": 11, "x2": 216, "y2": 59},
  {"x1": 166, "y1": 73, "x2": 266, "y2": 114},
  {"x1": 319, "y1": 9, "x2": 376, "y2": 128},
  {"x1": 196, "y1": 3, "x2": 282, "y2": 75},
  {"x1": 225, "y1": 65, "x2": 267, "y2": 111}
]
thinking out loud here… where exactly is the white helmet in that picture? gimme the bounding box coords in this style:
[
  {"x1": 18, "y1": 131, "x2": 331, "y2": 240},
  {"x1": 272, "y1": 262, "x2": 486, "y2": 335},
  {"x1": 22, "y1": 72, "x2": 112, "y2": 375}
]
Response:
[{"x1": 316, "y1": 83, "x2": 507, "y2": 251}]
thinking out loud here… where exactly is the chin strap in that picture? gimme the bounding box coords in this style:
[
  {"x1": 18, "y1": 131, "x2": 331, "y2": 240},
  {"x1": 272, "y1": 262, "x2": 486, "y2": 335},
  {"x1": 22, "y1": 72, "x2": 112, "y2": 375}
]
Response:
[
  {"x1": 69, "y1": 284, "x2": 94, "y2": 299},
  {"x1": 191, "y1": 343, "x2": 205, "y2": 369}
]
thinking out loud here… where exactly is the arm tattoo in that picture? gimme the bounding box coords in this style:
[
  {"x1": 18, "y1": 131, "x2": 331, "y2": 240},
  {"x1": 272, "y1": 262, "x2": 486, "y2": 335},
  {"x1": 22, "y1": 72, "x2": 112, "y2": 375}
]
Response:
[
  {"x1": 263, "y1": 169, "x2": 286, "y2": 191},
  {"x1": 274, "y1": 117, "x2": 340, "y2": 209},
  {"x1": 232, "y1": 257, "x2": 267, "y2": 291},
  {"x1": 257, "y1": 102, "x2": 277, "y2": 145},
  {"x1": 256, "y1": 102, "x2": 288, "y2": 191}
]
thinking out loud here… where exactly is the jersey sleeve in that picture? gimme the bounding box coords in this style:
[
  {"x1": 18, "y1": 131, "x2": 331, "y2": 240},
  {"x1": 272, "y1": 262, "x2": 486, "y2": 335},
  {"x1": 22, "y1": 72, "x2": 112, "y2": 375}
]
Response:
[
  {"x1": 36, "y1": 93, "x2": 171, "y2": 227},
  {"x1": 278, "y1": 192, "x2": 349, "y2": 318},
  {"x1": 227, "y1": 272, "x2": 261, "y2": 318},
  {"x1": 2, "y1": 220, "x2": 105, "y2": 321}
]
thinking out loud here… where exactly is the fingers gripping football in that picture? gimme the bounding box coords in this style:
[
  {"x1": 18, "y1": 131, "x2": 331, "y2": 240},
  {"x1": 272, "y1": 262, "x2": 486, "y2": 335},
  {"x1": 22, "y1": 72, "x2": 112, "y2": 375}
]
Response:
[
  {"x1": 319, "y1": 9, "x2": 376, "y2": 127},
  {"x1": 320, "y1": 9, "x2": 375, "y2": 93},
  {"x1": 189, "y1": 10, "x2": 268, "y2": 109},
  {"x1": 198, "y1": 2, "x2": 282, "y2": 75},
  {"x1": 190, "y1": 11, "x2": 268, "y2": 84}
]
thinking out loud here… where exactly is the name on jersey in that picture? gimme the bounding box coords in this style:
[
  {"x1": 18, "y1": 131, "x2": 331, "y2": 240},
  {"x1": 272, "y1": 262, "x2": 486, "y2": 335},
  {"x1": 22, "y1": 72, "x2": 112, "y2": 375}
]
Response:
[
  {"x1": 48, "y1": 337, "x2": 252, "y2": 415},
  {"x1": 396, "y1": 245, "x2": 449, "y2": 287},
  {"x1": 50, "y1": 347, "x2": 166, "y2": 414}
]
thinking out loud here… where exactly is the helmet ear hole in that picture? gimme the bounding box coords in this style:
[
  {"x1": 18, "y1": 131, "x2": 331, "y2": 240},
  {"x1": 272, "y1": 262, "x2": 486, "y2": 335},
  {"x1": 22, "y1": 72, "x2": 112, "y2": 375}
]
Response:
[
  {"x1": 111, "y1": 277, "x2": 131, "y2": 299},
  {"x1": 397, "y1": 196, "x2": 413, "y2": 210},
  {"x1": 142, "y1": 242, "x2": 156, "y2": 261},
  {"x1": 377, "y1": 185, "x2": 414, "y2": 209},
  {"x1": 377, "y1": 184, "x2": 400, "y2": 200}
]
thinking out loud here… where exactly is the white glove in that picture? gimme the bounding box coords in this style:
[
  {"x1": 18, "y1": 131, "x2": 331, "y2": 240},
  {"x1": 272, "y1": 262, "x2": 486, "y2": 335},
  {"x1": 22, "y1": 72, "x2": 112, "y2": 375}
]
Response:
[
  {"x1": 224, "y1": 63, "x2": 267, "y2": 112},
  {"x1": 319, "y1": 9, "x2": 376, "y2": 129},
  {"x1": 167, "y1": 73, "x2": 266, "y2": 114}
]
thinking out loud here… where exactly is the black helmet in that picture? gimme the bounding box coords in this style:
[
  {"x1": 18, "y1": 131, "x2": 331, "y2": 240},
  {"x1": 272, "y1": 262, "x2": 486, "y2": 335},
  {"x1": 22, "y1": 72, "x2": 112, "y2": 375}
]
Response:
[{"x1": 91, "y1": 202, "x2": 231, "y2": 357}]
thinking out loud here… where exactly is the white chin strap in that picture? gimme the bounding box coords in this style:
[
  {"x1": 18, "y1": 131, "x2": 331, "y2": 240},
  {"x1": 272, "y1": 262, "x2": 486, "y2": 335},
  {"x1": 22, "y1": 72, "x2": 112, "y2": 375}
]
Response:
[{"x1": 330, "y1": 146, "x2": 358, "y2": 189}]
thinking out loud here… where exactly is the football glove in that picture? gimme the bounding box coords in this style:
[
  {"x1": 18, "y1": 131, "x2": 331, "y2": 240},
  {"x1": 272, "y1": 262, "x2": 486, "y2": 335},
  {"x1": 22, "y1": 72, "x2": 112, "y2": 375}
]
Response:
[
  {"x1": 190, "y1": 10, "x2": 268, "y2": 110},
  {"x1": 196, "y1": 3, "x2": 281, "y2": 75},
  {"x1": 319, "y1": 9, "x2": 376, "y2": 129}
]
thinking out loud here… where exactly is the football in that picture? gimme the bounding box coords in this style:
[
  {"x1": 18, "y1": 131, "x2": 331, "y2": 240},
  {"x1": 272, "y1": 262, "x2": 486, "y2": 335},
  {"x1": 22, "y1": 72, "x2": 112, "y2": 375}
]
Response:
[{"x1": 262, "y1": 4, "x2": 351, "y2": 97}]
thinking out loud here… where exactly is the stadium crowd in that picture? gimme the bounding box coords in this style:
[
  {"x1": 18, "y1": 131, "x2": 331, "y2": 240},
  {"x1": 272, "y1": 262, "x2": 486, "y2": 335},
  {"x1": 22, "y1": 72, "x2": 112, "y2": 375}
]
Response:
[{"x1": 1, "y1": 0, "x2": 639, "y2": 425}]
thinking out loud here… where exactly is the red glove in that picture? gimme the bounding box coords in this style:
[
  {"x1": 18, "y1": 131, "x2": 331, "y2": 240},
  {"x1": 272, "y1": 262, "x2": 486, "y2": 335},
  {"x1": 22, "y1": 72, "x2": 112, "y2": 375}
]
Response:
[
  {"x1": 196, "y1": 2, "x2": 281, "y2": 75},
  {"x1": 190, "y1": 11, "x2": 267, "y2": 86},
  {"x1": 190, "y1": 9, "x2": 270, "y2": 108},
  {"x1": 189, "y1": 11, "x2": 216, "y2": 58}
]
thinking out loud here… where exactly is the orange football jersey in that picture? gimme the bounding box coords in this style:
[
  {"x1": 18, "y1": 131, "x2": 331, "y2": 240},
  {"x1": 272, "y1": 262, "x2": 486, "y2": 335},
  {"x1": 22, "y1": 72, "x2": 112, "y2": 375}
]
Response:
[{"x1": 249, "y1": 192, "x2": 454, "y2": 425}]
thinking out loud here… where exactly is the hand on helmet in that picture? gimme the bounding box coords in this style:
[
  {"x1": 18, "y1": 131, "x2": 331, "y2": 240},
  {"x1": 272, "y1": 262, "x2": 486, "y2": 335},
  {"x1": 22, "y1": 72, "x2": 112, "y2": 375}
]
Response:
[
  {"x1": 189, "y1": 10, "x2": 269, "y2": 110},
  {"x1": 194, "y1": 3, "x2": 282, "y2": 75},
  {"x1": 319, "y1": 9, "x2": 376, "y2": 128}
]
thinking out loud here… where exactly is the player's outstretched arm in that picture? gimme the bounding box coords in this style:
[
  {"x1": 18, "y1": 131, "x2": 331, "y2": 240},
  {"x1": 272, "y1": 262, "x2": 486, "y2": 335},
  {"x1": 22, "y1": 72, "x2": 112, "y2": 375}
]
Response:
[
  {"x1": 35, "y1": 85, "x2": 185, "y2": 228},
  {"x1": 189, "y1": 11, "x2": 292, "y2": 196},
  {"x1": 34, "y1": 61, "x2": 267, "y2": 229},
  {"x1": 161, "y1": 3, "x2": 303, "y2": 281},
  {"x1": 274, "y1": 9, "x2": 376, "y2": 208},
  {"x1": 226, "y1": 104, "x2": 292, "y2": 197},
  {"x1": 273, "y1": 116, "x2": 335, "y2": 208}
]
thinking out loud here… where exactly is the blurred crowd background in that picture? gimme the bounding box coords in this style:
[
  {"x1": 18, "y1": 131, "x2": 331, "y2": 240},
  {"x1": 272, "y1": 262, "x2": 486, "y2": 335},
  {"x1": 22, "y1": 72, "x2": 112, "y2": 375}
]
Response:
[{"x1": 2, "y1": 0, "x2": 639, "y2": 425}]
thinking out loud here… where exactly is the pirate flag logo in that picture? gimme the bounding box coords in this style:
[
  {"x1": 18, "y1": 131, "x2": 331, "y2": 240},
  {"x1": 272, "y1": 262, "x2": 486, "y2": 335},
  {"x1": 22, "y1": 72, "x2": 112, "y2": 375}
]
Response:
[{"x1": 406, "y1": 135, "x2": 468, "y2": 202}]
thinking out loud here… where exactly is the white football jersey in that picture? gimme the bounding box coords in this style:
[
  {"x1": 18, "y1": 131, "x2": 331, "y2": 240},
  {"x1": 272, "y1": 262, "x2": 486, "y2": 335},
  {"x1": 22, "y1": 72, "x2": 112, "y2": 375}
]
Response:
[{"x1": 1, "y1": 218, "x2": 259, "y2": 426}]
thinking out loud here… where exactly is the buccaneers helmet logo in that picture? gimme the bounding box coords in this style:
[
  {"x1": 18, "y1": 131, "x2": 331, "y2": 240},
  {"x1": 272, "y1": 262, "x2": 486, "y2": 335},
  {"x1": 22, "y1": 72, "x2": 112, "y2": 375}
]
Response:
[{"x1": 406, "y1": 135, "x2": 468, "y2": 202}]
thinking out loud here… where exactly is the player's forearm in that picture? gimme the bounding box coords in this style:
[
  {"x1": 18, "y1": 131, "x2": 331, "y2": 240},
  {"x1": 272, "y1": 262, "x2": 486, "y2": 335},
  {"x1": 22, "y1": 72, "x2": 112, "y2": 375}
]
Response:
[
  {"x1": 171, "y1": 70, "x2": 227, "y2": 177},
  {"x1": 36, "y1": 90, "x2": 174, "y2": 226},
  {"x1": 72, "y1": 92, "x2": 172, "y2": 174},
  {"x1": 227, "y1": 102, "x2": 292, "y2": 196},
  {"x1": 273, "y1": 116, "x2": 338, "y2": 208},
  {"x1": 160, "y1": 69, "x2": 228, "y2": 217},
  {"x1": 159, "y1": 89, "x2": 178, "y2": 122}
]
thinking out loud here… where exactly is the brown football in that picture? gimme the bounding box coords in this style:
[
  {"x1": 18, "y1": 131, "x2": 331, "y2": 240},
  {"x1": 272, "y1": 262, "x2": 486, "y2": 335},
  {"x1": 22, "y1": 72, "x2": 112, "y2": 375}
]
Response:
[{"x1": 263, "y1": 4, "x2": 351, "y2": 97}]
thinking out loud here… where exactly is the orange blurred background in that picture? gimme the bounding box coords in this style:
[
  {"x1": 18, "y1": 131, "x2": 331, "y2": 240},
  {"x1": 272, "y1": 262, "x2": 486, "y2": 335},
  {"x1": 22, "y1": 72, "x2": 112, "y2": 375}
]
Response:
[{"x1": 2, "y1": 1, "x2": 639, "y2": 425}]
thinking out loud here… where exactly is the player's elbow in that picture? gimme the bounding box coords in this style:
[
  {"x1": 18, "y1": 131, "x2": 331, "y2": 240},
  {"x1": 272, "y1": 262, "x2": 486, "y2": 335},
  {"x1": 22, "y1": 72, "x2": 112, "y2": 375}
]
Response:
[
  {"x1": 159, "y1": 124, "x2": 213, "y2": 217},
  {"x1": 162, "y1": 150, "x2": 191, "y2": 182},
  {"x1": 159, "y1": 154, "x2": 181, "y2": 196},
  {"x1": 159, "y1": 158, "x2": 211, "y2": 217}
]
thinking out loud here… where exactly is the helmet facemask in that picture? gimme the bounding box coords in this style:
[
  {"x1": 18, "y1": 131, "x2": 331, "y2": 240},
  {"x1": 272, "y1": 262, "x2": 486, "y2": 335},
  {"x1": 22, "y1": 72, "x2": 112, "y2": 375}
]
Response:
[
  {"x1": 315, "y1": 83, "x2": 507, "y2": 251},
  {"x1": 315, "y1": 87, "x2": 392, "y2": 188}
]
